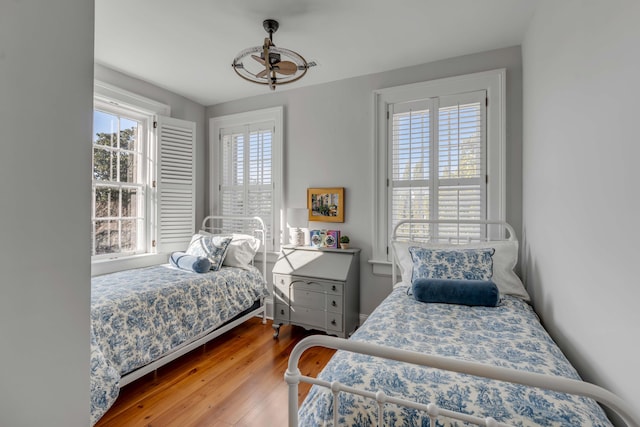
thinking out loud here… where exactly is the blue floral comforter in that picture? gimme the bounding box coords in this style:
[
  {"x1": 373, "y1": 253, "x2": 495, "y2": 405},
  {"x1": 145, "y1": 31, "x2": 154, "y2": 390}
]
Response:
[
  {"x1": 89, "y1": 264, "x2": 268, "y2": 425},
  {"x1": 299, "y1": 285, "x2": 612, "y2": 426}
]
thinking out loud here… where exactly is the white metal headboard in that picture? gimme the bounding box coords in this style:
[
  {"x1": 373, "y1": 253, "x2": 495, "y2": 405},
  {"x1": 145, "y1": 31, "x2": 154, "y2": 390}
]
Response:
[
  {"x1": 201, "y1": 215, "x2": 267, "y2": 280},
  {"x1": 390, "y1": 219, "x2": 516, "y2": 287}
]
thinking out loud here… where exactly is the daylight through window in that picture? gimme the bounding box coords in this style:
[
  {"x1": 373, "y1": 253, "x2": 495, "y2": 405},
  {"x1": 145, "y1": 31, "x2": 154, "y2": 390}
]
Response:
[{"x1": 91, "y1": 108, "x2": 146, "y2": 256}]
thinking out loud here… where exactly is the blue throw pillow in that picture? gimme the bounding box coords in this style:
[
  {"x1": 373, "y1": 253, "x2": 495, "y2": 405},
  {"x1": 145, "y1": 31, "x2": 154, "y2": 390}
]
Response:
[
  {"x1": 185, "y1": 234, "x2": 233, "y2": 271},
  {"x1": 412, "y1": 278, "x2": 500, "y2": 307},
  {"x1": 409, "y1": 247, "x2": 495, "y2": 282},
  {"x1": 170, "y1": 251, "x2": 212, "y2": 273}
]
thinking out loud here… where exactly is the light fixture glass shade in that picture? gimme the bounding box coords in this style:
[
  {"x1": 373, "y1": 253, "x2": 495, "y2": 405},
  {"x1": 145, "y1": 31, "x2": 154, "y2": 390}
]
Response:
[{"x1": 287, "y1": 208, "x2": 308, "y2": 246}]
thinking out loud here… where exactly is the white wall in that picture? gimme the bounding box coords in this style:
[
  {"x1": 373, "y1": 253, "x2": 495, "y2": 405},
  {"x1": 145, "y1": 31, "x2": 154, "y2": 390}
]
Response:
[
  {"x1": 208, "y1": 46, "x2": 524, "y2": 315},
  {"x1": 94, "y1": 64, "x2": 208, "y2": 227},
  {"x1": 522, "y1": 0, "x2": 640, "y2": 411},
  {"x1": 0, "y1": 1, "x2": 94, "y2": 426}
]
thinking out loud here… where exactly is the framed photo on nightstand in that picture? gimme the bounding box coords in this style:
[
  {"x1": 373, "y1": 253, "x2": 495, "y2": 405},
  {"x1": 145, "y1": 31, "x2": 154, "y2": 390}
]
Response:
[{"x1": 325, "y1": 230, "x2": 340, "y2": 248}]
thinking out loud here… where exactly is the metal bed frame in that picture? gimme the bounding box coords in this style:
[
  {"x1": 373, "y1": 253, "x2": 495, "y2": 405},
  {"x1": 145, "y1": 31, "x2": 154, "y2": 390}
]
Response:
[
  {"x1": 119, "y1": 215, "x2": 267, "y2": 387},
  {"x1": 285, "y1": 220, "x2": 640, "y2": 427}
]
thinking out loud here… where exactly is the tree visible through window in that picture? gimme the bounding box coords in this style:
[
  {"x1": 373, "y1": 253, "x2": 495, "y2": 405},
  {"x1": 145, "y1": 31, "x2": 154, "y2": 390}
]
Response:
[{"x1": 92, "y1": 109, "x2": 145, "y2": 256}]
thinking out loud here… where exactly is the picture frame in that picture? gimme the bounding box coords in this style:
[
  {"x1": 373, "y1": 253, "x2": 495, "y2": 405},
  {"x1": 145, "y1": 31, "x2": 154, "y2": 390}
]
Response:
[
  {"x1": 307, "y1": 187, "x2": 344, "y2": 223},
  {"x1": 325, "y1": 230, "x2": 340, "y2": 249},
  {"x1": 309, "y1": 229, "x2": 326, "y2": 248}
]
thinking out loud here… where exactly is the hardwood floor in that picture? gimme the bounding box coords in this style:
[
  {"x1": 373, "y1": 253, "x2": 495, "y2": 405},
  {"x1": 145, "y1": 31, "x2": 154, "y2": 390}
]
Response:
[{"x1": 95, "y1": 318, "x2": 336, "y2": 427}]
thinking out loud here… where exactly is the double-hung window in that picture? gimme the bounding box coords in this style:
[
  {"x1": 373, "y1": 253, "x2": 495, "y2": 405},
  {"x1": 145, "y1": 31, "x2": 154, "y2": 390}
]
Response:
[
  {"x1": 92, "y1": 102, "x2": 148, "y2": 257},
  {"x1": 211, "y1": 107, "x2": 283, "y2": 252},
  {"x1": 373, "y1": 69, "x2": 506, "y2": 268},
  {"x1": 92, "y1": 82, "x2": 196, "y2": 270}
]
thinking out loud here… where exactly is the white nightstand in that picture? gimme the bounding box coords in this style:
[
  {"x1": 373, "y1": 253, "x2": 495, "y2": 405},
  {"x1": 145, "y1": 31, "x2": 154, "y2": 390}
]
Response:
[{"x1": 272, "y1": 246, "x2": 360, "y2": 338}]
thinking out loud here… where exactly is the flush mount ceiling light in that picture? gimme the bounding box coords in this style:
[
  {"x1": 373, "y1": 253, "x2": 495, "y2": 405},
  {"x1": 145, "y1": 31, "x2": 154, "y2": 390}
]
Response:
[{"x1": 232, "y1": 19, "x2": 315, "y2": 90}]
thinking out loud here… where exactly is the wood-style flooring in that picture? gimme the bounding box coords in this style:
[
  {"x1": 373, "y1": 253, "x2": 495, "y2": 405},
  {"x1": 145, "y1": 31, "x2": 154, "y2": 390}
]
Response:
[{"x1": 95, "y1": 318, "x2": 336, "y2": 427}]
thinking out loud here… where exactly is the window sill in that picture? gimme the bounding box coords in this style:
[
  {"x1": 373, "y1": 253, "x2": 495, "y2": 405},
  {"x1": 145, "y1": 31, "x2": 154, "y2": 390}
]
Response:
[
  {"x1": 91, "y1": 253, "x2": 168, "y2": 277},
  {"x1": 368, "y1": 259, "x2": 393, "y2": 276}
]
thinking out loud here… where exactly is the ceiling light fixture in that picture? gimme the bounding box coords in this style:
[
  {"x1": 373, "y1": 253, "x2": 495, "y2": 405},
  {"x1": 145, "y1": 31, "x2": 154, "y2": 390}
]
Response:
[{"x1": 232, "y1": 19, "x2": 315, "y2": 90}]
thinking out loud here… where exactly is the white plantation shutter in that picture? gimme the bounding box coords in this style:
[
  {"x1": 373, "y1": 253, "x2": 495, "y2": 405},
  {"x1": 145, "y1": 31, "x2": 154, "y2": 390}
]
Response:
[
  {"x1": 156, "y1": 116, "x2": 196, "y2": 252},
  {"x1": 219, "y1": 122, "x2": 275, "y2": 249},
  {"x1": 390, "y1": 90, "x2": 486, "y2": 241}
]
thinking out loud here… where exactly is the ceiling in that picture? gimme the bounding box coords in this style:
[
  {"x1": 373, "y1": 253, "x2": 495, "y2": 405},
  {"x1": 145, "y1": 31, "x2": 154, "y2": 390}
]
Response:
[{"x1": 95, "y1": 0, "x2": 539, "y2": 106}]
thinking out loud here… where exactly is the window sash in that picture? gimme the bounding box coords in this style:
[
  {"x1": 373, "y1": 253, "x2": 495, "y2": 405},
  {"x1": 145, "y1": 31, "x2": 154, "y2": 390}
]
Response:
[{"x1": 91, "y1": 105, "x2": 148, "y2": 257}]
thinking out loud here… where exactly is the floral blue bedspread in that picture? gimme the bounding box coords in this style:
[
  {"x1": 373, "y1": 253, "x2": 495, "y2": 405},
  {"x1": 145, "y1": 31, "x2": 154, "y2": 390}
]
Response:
[
  {"x1": 299, "y1": 285, "x2": 612, "y2": 426},
  {"x1": 89, "y1": 264, "x2": 268, "y2": 426}
]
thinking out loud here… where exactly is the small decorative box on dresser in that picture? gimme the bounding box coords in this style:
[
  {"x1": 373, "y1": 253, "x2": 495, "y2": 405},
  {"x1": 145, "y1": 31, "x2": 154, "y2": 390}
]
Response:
[{"x1": 272, "y1": 246, "x2": 360, "y2": 338}]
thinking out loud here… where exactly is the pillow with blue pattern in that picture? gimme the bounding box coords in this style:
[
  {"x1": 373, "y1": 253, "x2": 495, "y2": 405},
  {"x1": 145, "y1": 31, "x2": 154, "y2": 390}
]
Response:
[
  {"x1": 186, "y1": 234, "x2": 233, "y2": 271},
  {"x1": 169, "y1": 251, "x2": 212, "y2": 273},
  {"x1": 408, "y1": 247, "x2": 495, "y2": 282}
]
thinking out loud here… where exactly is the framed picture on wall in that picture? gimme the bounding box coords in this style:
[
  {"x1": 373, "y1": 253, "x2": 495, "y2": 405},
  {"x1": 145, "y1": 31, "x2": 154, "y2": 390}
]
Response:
[{"x1": 307, "y1": 187, "x2": 344, "y2": 223}]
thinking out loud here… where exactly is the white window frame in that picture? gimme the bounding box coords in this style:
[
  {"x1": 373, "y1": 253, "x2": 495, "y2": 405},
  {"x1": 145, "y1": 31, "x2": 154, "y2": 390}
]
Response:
[
  {"x1": 371, "y1": 69, "x2": 506, "y2": 274},
  {"x1": 92, "y1": 81, "x2": 172, "y2": 275},
  {"x1": 209, "y1": 106, "x2": 283, "y2": 252},
  {"x1": 92, "y1": 101, "x2": 149, "y2": 259}
]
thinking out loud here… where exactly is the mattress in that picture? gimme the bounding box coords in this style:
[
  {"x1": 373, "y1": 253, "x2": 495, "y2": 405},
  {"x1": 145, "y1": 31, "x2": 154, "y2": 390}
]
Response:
[
  {"x1": 299, "y1": 285, "x2": 612, "y2": 426},
  {"x1": 90, "y1": 264, "x2": 268, "y2": 425}
]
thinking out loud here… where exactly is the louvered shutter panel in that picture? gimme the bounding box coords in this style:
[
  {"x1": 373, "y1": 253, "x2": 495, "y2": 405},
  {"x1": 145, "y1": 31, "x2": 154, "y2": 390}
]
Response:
[
  {"x1": 247, "y1": 125, "x2": 273, "y2": 244},
  {"x1": 436, "y1": 92, "x2": 486, "y2": 240},
  {"x1": 390, "y1": 91, "x2": 486, "y2": 242},
  {"x1": 219, "y1": 122, "x2": 274, "y2": 250},
  {"x1": 391, "y1": 99, "x2": 432, "y2": 240},
  {"x1": 156, "y1": 116, "x2": 196, "y2": 252}
]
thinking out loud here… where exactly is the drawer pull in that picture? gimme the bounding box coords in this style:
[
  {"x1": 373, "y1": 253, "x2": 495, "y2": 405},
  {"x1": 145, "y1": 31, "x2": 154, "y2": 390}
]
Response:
[
  {"x1": 280, "y1": 309, "x2": 285, "y2": 315},
  {"x1": 332, "y1": 285, "x2": 337, "y2": 291},
  {"x1": 331, "y1": 319, "x2": 337, "y2": 325},
  {"x1": 331, "y1": 300, "x2": 337, "y2": 307}
]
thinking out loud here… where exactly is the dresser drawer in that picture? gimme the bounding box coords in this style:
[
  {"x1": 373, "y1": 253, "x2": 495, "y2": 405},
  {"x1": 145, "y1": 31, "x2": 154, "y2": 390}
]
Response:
[
  {"x1": 289, "y1": 306, "x2": 343, "y2": 332},
  {"x1": 274, "y1": 274, "x2": 343, "y2": 295},
  {"x1": 274, "y1": 302, "x2": 289, "y2": 322}
]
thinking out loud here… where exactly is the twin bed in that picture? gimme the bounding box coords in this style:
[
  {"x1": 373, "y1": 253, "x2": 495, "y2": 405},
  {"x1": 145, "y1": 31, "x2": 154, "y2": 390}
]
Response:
[
  {"x1": 287, "y1": 220, "x2": 639, "y2": 427},
  {"x1": 89, "y1": 216, "x2": 269, "y2": 426},
  {"x1": 89, "y1": 215, "x2": 638, "y2": 426}
]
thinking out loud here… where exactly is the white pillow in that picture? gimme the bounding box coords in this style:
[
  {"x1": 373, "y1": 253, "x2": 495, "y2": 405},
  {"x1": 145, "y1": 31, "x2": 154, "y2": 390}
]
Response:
[
  {"x1": 392, "y1": 239, "x2": 529, "y2": 301},
  {"x1": 223, "y1": 233, "x2": 260, "y2": 268},
  {"x1": 198, "y1": 231, "x2": 260, "y2": 269}
]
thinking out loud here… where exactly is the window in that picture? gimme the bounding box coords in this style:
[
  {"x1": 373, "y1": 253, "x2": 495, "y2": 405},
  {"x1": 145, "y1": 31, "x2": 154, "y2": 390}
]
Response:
[
  {"x1": 372, "y1": 69, "x2": 506, "y2": 268},
  {"x1": 210, "y1": 107, "x2": 283, "y2": 252},
  {"x1": 92, "y1": 81, "x2": 196, "y2": 268},
  {"x1": 92, "y1": 104, "x2": 148, "y2": 257},
  {"x1": 390, "y1": 91, "x2": 486, "y2": 241}
]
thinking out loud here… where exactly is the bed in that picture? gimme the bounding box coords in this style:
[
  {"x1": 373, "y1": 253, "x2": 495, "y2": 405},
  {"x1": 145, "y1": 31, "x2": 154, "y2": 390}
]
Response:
[
  {"x1": 90, "y1": 216, "x2": 270, "y2": 426},
  {"x1": 286, "y1": 220, "x2": 639, "y2": 427}
]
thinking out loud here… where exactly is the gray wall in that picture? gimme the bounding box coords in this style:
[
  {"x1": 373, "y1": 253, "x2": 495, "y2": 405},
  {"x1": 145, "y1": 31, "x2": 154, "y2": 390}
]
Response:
[
  {"x1": 94, "y1": 64, "x2": 208, "y2": 226},
  {"x1": 0, "y1": 0, "x2": 94, "y2": 425},
  {"x1": 522, "y1": 0, "x2": 640, "y2": 411},
  {"x1": 207, "y1": 46, "x2": 524, "y2": 315}
]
